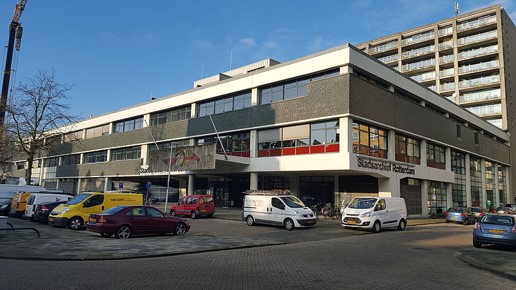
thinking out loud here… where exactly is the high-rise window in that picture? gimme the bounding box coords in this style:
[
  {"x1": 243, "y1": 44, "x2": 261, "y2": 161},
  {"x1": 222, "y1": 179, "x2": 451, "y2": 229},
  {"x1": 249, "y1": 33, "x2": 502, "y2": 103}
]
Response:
[
  {"x1": 395, "y1": 134, "x2": 420, "y2": 164},
  {"x1": 352, "y1": 121, "x2": 387, "y2": 158},
  {"x1": 451, "y1": 151, "x2": 466, "y2": 207},
  {"x1": 113, "y1": 117, "x2": 143, "y2": 133}
]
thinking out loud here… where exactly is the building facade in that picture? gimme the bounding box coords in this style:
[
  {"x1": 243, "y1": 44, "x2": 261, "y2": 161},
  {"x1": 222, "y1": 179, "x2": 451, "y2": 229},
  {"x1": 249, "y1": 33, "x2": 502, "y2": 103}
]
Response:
[
  {"x1": 10, "y1": 42, "x2": 511, "y2": 217},
  {"x1": 356, "y1": 4, "x2": 516, "y2": 194}
]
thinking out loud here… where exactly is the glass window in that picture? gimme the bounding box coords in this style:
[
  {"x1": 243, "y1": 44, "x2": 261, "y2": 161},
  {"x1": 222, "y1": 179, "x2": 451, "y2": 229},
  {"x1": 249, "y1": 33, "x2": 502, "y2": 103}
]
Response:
[
  {"x1": 113, "y1": 117, "x2": 144, "y2": 133},
  {"x1": 395, "y1": 134, "x2": 420, "y2": 164},
  {"x1": 352, "y1": 121, "x2": 387, "y2": 158},
  {"x1": 111, "y1": 147, "x2": 141, "y2": 161},
  {"x1": 84, "y1": 151, "x2": 108, "y2": 163}
]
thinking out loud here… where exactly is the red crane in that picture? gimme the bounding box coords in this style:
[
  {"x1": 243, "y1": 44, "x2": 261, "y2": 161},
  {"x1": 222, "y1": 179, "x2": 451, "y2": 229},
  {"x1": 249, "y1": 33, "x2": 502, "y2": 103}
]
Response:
[{"x1": 0, "y1": 0, "x2": 27, "y2": 126}]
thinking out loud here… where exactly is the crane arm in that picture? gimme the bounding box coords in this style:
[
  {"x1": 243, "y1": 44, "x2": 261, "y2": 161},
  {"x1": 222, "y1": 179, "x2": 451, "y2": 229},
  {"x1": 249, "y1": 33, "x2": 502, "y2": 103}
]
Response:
[{"x1": 12, "y1": 0, "x2": 27, "y2": 24}]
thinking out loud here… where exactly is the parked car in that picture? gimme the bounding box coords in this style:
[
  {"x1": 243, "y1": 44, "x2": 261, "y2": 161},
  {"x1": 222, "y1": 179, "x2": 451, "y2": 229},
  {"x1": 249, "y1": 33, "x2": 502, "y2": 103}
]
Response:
[
  {"x1": 495, "y1": 207, "x2": 513, "y2": 214},
  {"x1": 505, "y1": 204, "x2": 516, "y2": 211},
  {"x1": 33, "y1": 200, "x2": 69, "y2": 224},
  {"x1": 0, "y1": 197, "x2": 12, "y2": 216},
  {"x1": 468, "y1": 207, "x2": 487, "y2": 221},
  {"x1": 86, "y1": 205, "x2": 190, "y2": 239},
  {"x1": 473, "y1": 214, "x2": 516, "y2": 248},
  {"x1": 169, "y1": 194, "x2": 215, "y2": 219},
  {"x1": 444, "y1": 207, "x2": 475, "y2": 225}
]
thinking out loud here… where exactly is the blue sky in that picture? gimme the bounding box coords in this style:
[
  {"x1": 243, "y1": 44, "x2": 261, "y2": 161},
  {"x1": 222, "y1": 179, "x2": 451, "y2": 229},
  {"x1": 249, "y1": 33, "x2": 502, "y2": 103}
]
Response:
[{"x1": 1, "y1": 0, "x2": 515, "y2": 119}]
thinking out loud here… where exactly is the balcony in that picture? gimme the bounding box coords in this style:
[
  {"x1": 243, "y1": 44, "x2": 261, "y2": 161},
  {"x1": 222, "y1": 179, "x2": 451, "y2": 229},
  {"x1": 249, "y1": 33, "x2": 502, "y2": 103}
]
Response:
[
  {"x1": 402, "y1": 58, "x2": 436, "y2": 72},
  {"x1": 457, "y1": 15, "x2": 497, "y2": 32},
  {"x1": 459, "y1": 88, "x2": 501, "y2": 104},
  {"x1": 458, "y1": 44, "x2": 498, "y2": 61},
  {"x1": 439, "y1": 82, "x2": 456, "y2": 92},
  {"x1": 377, "y1": 54, "x2": 398, "y2": 64},
  {"x1": 438, "y1": 26, "x2": 453, "y2": 37},
  {"x1": 369, "y1": 41, "x2": 398, "y2": 54},
  {"x1": 465, "y1": 103, "x2": 502, "y2": 117},
  {"x1": 402, "y1": 31, "x2": 435, "y2": 46},
  {"x1": 402, "y1": 45, "x2": 435, "y2": 59},
  {"x1": 457, "y1": 30, "x2": 498, "y2": 47},
  {"x1": 458, "y1": 60, "x2": 499, "y2": 74},
  {"x1": 459, "y1": 75, "x2": 500, "y2": 89},
  {"x1": 411, "y1": 71, "x2": 436, "y2": 82},
  {"x1": 439, "y1": 68, "x2": 455, "y2": 78},
  {"x1": 438, "y1": 41, "x2": 453, "y2": 51},
  {"x1": 439, "y1": 54, "x2": 454, "y2": 64}
]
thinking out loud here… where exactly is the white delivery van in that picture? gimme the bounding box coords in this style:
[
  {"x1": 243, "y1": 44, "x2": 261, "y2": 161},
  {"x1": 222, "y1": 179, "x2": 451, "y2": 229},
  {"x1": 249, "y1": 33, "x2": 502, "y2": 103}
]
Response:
[
  {"x1": 24, "y1": 192, "x2": 74, "y2": 221},
  {"x1": 243, "y1": 190, "x2": 317, "y2": 230},
  {"x1": 341, "y1": 197, "x2": 407, "y2": 233}
]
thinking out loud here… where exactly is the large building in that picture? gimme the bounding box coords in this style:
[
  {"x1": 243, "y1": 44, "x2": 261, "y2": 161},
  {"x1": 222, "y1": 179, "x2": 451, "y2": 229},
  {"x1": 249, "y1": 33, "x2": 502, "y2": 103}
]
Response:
[
  {"x1": 10, "y1": 42, "x2": 511, "y2": 217},
  {"x1": 8, "y1": 5, "x2": 515, "y2": 217},
  {"x1": 356, "y1": 4, "x2": 516, "y2": 192}
]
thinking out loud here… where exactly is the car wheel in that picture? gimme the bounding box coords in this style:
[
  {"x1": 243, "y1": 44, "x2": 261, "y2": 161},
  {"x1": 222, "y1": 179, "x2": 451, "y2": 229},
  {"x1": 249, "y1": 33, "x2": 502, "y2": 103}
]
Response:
[
  {"x1": 115, "y1": 225, "x2": 131, "y2": 239},
  {"x1": 170, "y1": 210, "x2": 175, "y2": 216},
  {"x1": 246, "y1": 215, "x2": 255, "y2": 226},
  {"x1": 473, "y1": 240, "x2": 482, "y2": 248},
  {"x1": 371, "y1": 221, "x2": 381, "y2": 233},
  {"x1": 463, "y1": 219, "x2": 469, "y2": 225},
  {"x1": 100, "y1": 233, "x2": 112, "y2": 238},
  {"x1": 397, "y1": 219, "x2": 406, "y2": 231},
  {"x1": 68, "y1": 217, "x2": 83, "y2": 230},
  {"x1": 173, "y1": 223, "x2": 187, "y2": 236},
  {"x1": 191, "y1": 211, "x2": 197, "y2": 219},
  {"x1": 284, "y1": 218, "x2": 295, "y2": 231}
]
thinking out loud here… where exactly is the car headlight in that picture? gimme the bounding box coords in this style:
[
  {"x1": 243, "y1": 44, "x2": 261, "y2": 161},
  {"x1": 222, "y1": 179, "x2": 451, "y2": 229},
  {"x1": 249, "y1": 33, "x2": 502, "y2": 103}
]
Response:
[
  {"x1": 294, "y1": 211, "x2": 302, "y2": 216},
  {"x1": 360, "y1": 211, "x2": 371, "y2": 218}
]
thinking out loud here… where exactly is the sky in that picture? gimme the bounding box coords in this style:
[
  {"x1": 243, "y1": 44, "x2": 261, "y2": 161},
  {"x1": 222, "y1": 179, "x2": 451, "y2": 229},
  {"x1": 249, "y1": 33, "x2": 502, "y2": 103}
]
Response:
[{"x1": 1, "y1": 0, "x2": 515, "y2": 120}]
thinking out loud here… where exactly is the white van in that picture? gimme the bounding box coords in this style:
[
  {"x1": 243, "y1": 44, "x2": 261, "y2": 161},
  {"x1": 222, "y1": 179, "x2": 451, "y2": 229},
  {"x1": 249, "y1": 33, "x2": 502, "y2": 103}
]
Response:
[
  {"x1": 243, "y1": 191, "x2": 317, "y2": 230},
  {"x1": 24, "y1": 192, "x2": 73, "y2": 221},
  {"x1": 0, "y1": 184, "x2": 47, "y2": 216},
  {"x1": 341, "y1": 197, "x2": 407, "y2": 233}
]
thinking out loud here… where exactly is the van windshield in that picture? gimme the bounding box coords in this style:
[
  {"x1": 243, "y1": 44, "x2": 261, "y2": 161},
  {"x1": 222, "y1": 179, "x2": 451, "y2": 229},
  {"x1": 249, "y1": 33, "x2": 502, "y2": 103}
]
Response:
[
  {"x1": 348, "y1": 198, "x2": 377, "y2": 209},
  {"x1": 280, "y1": 196, "x2": 305, "y2": 208},
  {"x1": 67, "y1": 193, "x2": 92, "y2": 205}
]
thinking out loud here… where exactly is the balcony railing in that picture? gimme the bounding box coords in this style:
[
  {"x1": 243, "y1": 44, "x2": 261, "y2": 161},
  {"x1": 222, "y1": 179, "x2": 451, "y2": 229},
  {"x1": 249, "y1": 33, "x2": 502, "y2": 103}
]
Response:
[
  {"x1": 457, "y1": 30, "x2": 497, "y2": 46},
  {"x1": 459, "y1": 60, "x2": 499, "y2": 74},
  {"x1": 369, "y1": 41, "x2": 398, "y2": 54},
  {"x1": 402, "y1": 58, "x2": 436, "y2": 72},
  {"x1": 459, "y1": 75, "x2": 500, "y2": 89},
  {"x1": 439, "y1": 68, "x2": 455, "y2": 77},
  {"x1": 459, "y1": 88, "x2": 501, "y2": 104},
  {"x1": 402, "y1": 45, "x2": 435, "y2": 59},
  {"x1": 438, "y1": 26, "x2": 453, "y2": 37},
  {"x1": 402, "y1": 31, "x2": 435, "y2": 46},
  {"x1": 458, "y1": 44, "x2": 498, "y2": 60},
  {"x1": 457, "y1": 15, "x2": 497, "y2": 32},
  {"x1": 439, "y1": 82, "x2": 456, "y2": 92},
  {"x1": 438, "y1": 41, "x2": 453, "y2": 50},
  {"x1": 466, "y1": 103, "x2": 502, "y2": 117},
  {"x1": 378, "y1": 54, "x2": 398, "y2": 64},
  {"x1": 439, "y1": 54, "x2": 454, "y2": 64},
  {"x1": 411, "y1": 71, "x2": 436, "y2": 82}
]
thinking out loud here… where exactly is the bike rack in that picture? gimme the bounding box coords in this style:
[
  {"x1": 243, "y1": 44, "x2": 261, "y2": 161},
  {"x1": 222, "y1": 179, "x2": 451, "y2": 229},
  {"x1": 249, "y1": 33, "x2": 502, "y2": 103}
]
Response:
[{"x1": 0, "y1": 222, "x2": 41, "y2": 238}]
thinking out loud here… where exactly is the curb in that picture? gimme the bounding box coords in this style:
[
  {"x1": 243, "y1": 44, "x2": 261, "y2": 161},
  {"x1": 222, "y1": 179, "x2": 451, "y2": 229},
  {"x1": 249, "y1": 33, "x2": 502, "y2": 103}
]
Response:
[{"x1": 456, "y1": 252, "x2": 516, "y2": 281}]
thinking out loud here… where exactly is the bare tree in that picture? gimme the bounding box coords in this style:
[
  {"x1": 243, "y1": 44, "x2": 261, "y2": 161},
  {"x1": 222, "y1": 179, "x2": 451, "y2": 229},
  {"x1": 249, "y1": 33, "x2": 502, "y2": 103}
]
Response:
[{"x1": 6, "y1": 69, "x2": 78, "y2": 185}]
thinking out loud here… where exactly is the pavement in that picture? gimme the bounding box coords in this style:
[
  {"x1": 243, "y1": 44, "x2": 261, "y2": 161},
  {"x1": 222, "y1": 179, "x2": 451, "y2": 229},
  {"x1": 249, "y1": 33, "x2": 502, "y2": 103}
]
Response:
[{"x1": 1, "y1": 208, "x2": 516, "y2": 280}]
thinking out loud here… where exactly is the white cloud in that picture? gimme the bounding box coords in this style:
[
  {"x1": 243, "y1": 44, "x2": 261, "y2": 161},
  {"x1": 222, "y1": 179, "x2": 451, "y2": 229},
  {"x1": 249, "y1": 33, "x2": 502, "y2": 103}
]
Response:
[
  {"x1": 239, "y1": 38, "x2": 256, "y2": 47},
  {"x1": 191, "y1": 39, "x2": 213, "y2": 49}
]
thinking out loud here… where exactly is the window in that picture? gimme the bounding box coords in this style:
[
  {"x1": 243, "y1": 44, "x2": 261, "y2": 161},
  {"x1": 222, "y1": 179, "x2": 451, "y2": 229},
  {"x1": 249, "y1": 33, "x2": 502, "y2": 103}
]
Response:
[
  {"x1": 62, "y1": 154, "x2": 80, "y2": 165},
  {"x1": 44, "y1": 157, "x2": 59, "y2": 167},
  {"x1": 259, "y1": 70, "x2": 339, "y2": 105},
  {"x1": 271, "y1": 197, "x2": 284, "y2": 209},
  {"x1": 84, "y1": 195, "x2": 104, "y2": 207},
  {"x1": 198, "y1": 91, "x2": 252, "y2": 117},
  {"x1": 84, "y1": 151, "x2": 108, "y2": 163},
  {"x1": 197, "y1": 131, "x2": 251, "y2": 157},
  {"x1": 111, "y1": 147, "x2": 141, "y2": 161},
  {"x1": 428, "y1": 181, "x2": 447, "y2": 215},
  {"x1": 451, "y1": 151, "x2": 466, "y2": 207},
  {"x1": 352, "y1": 121, "x2": 387, "y2": 158},
  {"x1": 470, "y1": 157, "x2": 482, "y2": 207},
  {"x1": 64, "y1": 131, "x2": 82, "y2": 142},
  {"x1": 150, "y1": 106, "x2": 191, "y2": 125},
  {"x1": 485, "y1": 161, "x2": 495, "y2": 208},
  {"x1": 427, "y1": 143, "x2": 445, "y2": 169},
  {"x1": 16, "y1": 162, "x2": 25, "y2": 170},
  {"x1": 85, "y1": 124, "x2": 110, "y2": 139},
  {"x1": 113, "y1": 117, "x2": 143, "y2": 133},
  {"x1": 395, "y1": 134, "x2": 420, "y2": 164}
]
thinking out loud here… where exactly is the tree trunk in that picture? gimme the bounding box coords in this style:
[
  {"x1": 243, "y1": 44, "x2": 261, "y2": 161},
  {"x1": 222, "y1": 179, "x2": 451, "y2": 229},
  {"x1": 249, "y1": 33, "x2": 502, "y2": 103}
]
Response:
[{"x1": 25, "y1": 156, "x2": 33, "y2": 185}]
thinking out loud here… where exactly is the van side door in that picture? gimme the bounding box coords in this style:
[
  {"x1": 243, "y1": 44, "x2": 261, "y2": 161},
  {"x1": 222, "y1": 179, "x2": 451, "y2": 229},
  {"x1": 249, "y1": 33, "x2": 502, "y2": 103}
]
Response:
[
  {"x1": 83, "y1": 195, "x2": 105, "y2": 216},
  {"x1": 374, "y1": 199, "x2": 388, "y2": 224},
  {"x1": 270, "y1": 197, "x2": 286, "y2": 226}
]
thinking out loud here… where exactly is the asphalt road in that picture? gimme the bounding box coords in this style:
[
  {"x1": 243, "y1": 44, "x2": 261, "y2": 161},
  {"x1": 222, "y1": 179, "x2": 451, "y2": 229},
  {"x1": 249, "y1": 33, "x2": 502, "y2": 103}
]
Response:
[{"x1": 1, "y1": 216, "x2": 515, "y2": 289}]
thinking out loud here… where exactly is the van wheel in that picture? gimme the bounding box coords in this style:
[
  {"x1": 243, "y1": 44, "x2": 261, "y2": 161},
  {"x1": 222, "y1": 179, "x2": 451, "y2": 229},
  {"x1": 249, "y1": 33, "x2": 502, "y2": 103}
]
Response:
[
  {"x1": 371, "y1": 221, "x2": 381, "y2": 233},
  {"x1": 170, "y1": 210, "x2": 176, "y2": 216},
  {"x1": 191, "y1": 211, "x2": 197, "y2": 219},
  {"x1": 397, "y1": 219, "x2": 407, "y2": 231},
  {"x1": 68, "y1": 217, "x2": 83, "y2": 230},
  {"x1": 115, "y1": 225, "x2": 132, "y2": 239},
  {"x1": 284, "y1": 218, "x2": 295, "y2": 231},
  {"x1": 173, "y1": 223, "x2": 187, "y2": 236},
  {"x1": 246, "y1": 215, "x2": 255, "y2": 226}
]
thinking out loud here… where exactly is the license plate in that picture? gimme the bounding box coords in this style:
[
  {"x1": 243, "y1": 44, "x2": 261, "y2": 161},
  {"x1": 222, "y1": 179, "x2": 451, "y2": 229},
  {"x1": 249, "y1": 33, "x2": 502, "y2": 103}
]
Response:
[
  {"x1": 451, "y1": 216, "x2": 458, "y2": 221},
  {"x1": 201, "y1": 210, "x2": 206, "y2": 212},
  {"x1": 307, "y1": 220, "x2": 315, "y2": 224},
  {"x1": 488, "y1": 229, "x2": 504, "y2": 234},
  {"x1": 348, "y1": 220, "x2": 356, "y2": 225},
  {"x1": 89, "y1": 218, "x2": 97, "y2": 223},
  {"x1": 48, "y1": 217, "x2": 54, "y2": 222}
]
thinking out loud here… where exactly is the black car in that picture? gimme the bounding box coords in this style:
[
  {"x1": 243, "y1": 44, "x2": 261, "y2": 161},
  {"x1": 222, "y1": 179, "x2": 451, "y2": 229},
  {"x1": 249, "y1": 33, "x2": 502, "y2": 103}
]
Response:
[
  {"x1": 33, "y1": 200, "x2": 68, "y2": 223},
  {"x1": 0, "y1": 198, "x2": 12, "y2": 216}
]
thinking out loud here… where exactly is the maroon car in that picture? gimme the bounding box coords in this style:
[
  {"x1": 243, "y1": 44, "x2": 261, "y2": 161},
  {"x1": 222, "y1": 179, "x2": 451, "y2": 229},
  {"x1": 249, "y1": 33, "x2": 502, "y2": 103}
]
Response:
[{"x1": 86, "y1": 205, "x2": 190, "y2": 239}]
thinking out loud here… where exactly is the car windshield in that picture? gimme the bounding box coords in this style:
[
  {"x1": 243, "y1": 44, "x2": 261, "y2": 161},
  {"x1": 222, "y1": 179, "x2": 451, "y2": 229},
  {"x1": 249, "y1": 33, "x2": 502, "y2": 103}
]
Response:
[
  {"x1": 348, "y1": 198, "x2": 377, "y2": 209},
  {"x1": 279, "y1": 196, "x2": 305, "y2": 208},
  {"x1": 102, "y1": 206, "x2": 127, "y2": 214},
  {"x1": 470, "y1": 208, "x2": 481, "y2": 213},
  {"x1": 66, "y1": 193, "x2": 92, "y2": 205},
  {"x1": 481, "y1": 215, "x2": 515, "y2": 225}
]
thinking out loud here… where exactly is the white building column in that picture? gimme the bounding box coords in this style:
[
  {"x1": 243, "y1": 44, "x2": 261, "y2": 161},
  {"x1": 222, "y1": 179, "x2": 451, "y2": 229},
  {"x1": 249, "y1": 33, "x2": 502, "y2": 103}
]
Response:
[
  {"x1": 250, "y1": 172, "x2": 258, "y2": 190},
  {"x1": 140, "y1": 144, "x2": 149, "y2": 168},
  {"x1": 446, "y1": 184, "x2": 453, "y2": 209},
  {"x1": 378, "y1": 178, "x2": 399, "y2": 198},
  {"x1": 104, "y1": 177, "x2": 110, "y2": 192},
  {"x1": 251, "y1": 88, "x2": 259, "y2": 106},
  {"x1": 494, "y1": 164, "x2": 500, "y2": 207},
  {"x1": 421, "y1": 180, "x2": 429, "y2": 217},
  {"x1": 420, "y1": 140, "x2": 427, "y2": 167},
  {"x1": 465, "y1": 154, "x2": 471, "y2": 207},
  {"x1": 188, "y1": 174, "x2": 195, "y2": 195},
  {"x1": 505, "y1": 167, "x2": 512, "y2": 204}
]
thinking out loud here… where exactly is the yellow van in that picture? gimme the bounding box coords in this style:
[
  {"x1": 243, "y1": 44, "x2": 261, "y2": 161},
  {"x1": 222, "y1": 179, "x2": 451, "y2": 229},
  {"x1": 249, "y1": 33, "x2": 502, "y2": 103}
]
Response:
[
  {"x1": 48, "y1": 192, "x2": 143, "y2": 230},
  {"x1": 9, "y1": 192, "x2": 32, "y2": 217}
]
